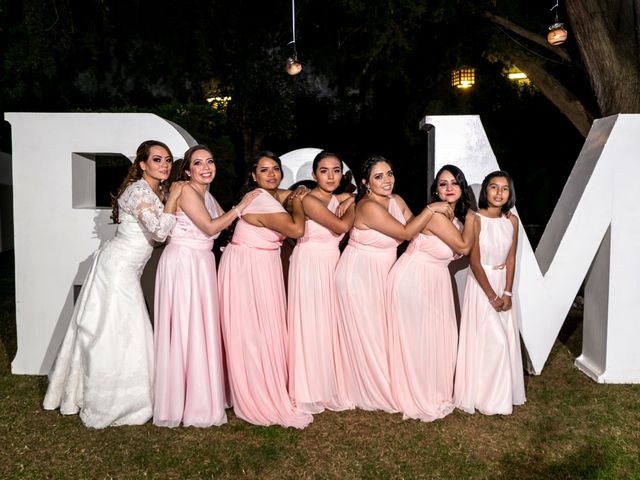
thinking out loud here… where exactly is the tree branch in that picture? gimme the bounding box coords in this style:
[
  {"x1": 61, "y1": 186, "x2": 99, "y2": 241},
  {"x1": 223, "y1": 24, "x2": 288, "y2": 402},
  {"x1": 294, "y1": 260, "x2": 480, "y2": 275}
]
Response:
[
  {"x1": 484, "y1": 12, "x2": 573, "y2": 63},
  {"x1": 494, "y1": 48, "x2": 593, "y2": 137}
]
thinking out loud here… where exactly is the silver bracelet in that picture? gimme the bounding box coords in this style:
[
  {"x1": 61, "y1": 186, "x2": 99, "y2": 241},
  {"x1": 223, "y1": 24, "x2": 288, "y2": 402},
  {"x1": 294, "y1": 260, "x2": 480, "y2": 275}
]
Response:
[
  {"x1": 503, "y1": 290, "x2": 513, "y2": 297},
  {"x1": 232, "y1": 206, "x2": 242, "y2": 218}
]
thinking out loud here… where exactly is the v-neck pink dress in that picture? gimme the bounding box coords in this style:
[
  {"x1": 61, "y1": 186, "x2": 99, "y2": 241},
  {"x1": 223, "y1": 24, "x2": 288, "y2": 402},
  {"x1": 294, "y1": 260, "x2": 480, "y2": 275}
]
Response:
[
  {"x1": 387, "y1": 220, "x2": 462, "y2": 422},
  {"x1": 288, "y1": 195, "x2": 350, "y2": 413},
  {"x1": 334, "y1": 195, "x2": 404, "y2": 413},
  {"x1": 218, "y1": 189, "x2": 313, "y2": 428},
  {"x1": 153, "y1": 191, "x2": 227, "y2": 428}
]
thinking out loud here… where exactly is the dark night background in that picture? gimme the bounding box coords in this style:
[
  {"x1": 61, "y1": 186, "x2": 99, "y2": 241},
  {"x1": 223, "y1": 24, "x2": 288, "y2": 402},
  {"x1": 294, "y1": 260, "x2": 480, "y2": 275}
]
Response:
[{"x1": 1, "y1": 0, "x2": 609, "y2": 246}]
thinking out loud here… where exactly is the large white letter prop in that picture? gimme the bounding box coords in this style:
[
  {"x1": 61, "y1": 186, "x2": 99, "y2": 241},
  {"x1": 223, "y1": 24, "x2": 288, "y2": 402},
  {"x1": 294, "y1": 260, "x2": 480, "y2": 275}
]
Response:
[
  {"x1": 6, "y1": 113, "x2": 196, "y2": 374},
  {"x1": 420, "y1": 114, "x2": 640, "y2": 381}
]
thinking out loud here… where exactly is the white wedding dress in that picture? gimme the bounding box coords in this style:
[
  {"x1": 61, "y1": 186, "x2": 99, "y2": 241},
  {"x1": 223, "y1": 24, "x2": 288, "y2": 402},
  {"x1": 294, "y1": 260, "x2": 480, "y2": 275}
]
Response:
[{"x1": 43, "y1": 179, "x2": 176, "y2": 428}]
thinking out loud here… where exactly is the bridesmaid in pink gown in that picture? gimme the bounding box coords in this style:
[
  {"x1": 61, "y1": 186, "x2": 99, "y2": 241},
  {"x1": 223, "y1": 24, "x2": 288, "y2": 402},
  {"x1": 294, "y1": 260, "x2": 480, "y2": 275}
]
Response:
[
  {"x1": 288, "y1": 151, "x2": 355, "y2": 414},
  {"x1": 153, "y1": 145, "x2": 258, "y2": 428},
  {"x1": 218, "y1": 151, "x2": 313, "y2": 428},
  {"x1": 454, "y1": 170, "x2": 526, "y2": 415},
  {"x1": 387, "y1": 165, "x2": 475, "y2": 422},
  {"x1": 334, "y1": 155, "x2": 452, "y2": 412}
]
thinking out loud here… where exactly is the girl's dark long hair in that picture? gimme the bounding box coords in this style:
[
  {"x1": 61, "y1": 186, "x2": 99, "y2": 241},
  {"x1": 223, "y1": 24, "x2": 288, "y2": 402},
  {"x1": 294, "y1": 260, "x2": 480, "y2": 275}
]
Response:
[
  {"x1": 355, "y1": 155, "x2": 394, "y2": 203},
  {"x1": 311, "y1": 150, "x2": 355, "y2": 195},
  {"x1": 478, "y1": 170, "x2": 516, "y2": 213},
  {"x1": 111, "y1": 140, "x2": 172, "y2": 223},
  {"x1": 429, "y1": 164, "x2": 475, "y2": 223},
  {"x1": 244, "y1": 150, "x2": 282, "y2": 193}
]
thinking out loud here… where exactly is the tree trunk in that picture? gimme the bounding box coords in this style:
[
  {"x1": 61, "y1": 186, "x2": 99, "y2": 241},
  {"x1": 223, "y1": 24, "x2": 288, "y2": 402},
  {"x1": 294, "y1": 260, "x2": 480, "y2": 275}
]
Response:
[{"x1": 566, "y1": 0, "x2": 640, "y2": 115}]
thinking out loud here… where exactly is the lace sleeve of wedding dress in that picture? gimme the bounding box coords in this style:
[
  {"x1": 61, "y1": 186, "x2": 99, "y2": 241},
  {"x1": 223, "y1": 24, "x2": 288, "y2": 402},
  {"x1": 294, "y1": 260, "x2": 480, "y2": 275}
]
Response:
[{"x1": 121, "y1": 181, "x2": 176, "y2": 241}]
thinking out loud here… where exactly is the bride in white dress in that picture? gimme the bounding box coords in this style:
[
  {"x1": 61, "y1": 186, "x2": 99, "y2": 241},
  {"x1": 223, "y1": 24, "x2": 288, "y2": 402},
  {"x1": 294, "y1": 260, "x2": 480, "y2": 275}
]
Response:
[{"x1": 43, "y1": 140, "x2": 184, "y2": 428}]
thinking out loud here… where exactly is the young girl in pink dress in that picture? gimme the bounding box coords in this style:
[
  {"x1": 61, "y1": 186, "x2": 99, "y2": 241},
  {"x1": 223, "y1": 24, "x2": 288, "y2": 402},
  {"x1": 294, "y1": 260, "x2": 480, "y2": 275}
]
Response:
[
  {"x1": 153, "y1": 145, "x2": 258, "y2": 428},
  {"x1": 334, "y1": 155, "x2": 452, "y2": 412},
  {"x1": 218, "y1": 151, "x2": 313, "y2": 428},
  {"x1": 454, "y1": 170, "x2": 526, "y2": 415},
  {"x1": 288, "y1": 151, "x2": 355, "y2": 414},
  {"x1": 387, "y1": 165, "x2": 475, "y2": 422}
]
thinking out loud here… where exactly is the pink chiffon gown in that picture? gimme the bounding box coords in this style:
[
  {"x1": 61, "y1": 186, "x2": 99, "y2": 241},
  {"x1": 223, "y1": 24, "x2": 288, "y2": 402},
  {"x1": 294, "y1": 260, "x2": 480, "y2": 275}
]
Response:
[
  {"x1": 334, "y1": 195, "x2": 405, "y2": 413},
  {"x1": 218, "y1": 189, "x2": 313, "y2": 428},
  {"x1": 153, "y1": 191, "x2": 227, "y2": 427},
  {"x1": 288, "y1": 195, "x2": 350, "y2": 414},
  {"x1": 387, "y1": 223, "x2": 462, "y2": 422},
  {"x1": 454, "y1": 214, "x2": 526, "y2": 415}
]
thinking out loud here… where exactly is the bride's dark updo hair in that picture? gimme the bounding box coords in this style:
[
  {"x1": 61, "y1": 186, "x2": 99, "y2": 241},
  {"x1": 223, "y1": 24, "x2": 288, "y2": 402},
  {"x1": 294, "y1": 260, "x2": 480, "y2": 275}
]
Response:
[{"x1": 111, "y1": 140, "x2": 173, "y2": 224}]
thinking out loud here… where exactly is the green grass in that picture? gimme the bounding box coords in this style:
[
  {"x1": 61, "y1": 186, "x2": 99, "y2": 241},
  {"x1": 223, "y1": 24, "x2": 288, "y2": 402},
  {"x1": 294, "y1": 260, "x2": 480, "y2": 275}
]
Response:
[{"x1": 1, "y1": 250, "x2": 639, "y2": 479}]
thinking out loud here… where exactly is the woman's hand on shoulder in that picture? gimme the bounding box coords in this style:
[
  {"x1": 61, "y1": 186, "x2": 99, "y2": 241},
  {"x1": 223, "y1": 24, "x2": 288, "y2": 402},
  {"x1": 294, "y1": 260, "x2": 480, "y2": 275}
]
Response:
[
  {"x1": 237, "y1": 189, "x2": 262, "y2": 212},
  {"x1": 336, "y1": 195, "x2": 355, "y2": 217},
  {"x1": 336, "y1": 192, "x2": 354, "y2": 203},
  {"x1": 429, "y1": 201, "x2": 453, "y2": 219},
  {"x1": 291, "y1": 185, "x2": 310, "y2": 200},
  {"x1": 275, "y1": 188, "x2": 292, "y2": 206},
  {"x1": 168, "y1": 180, "x2": 187, "y2": 198}
]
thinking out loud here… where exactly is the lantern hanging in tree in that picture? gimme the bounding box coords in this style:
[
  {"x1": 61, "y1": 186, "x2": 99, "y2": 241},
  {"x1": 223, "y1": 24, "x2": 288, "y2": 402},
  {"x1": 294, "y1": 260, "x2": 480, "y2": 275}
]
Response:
[
  {"x1": 548, "y1": 0, "x2": 568, "y2": 46},
  {"x1": 451, "y1": 67, "x2": 476, "y2": 89},
  {"x1": 285, "y1": 0, "x2": 302, "y2": 75}
]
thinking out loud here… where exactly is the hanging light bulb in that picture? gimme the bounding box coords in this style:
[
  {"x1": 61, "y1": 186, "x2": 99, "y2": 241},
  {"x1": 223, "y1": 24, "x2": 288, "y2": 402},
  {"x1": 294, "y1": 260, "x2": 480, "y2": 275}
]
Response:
[
  {"x1": 547, "y1": 23, "x2": 568, "y2": 45},
  {"x1": 286, "y1": 56, "x2": 303, "y2": 75},
  {"x1": 286, "y1": 0, "x2": 303, "y2": 75},
  {"x1": 548, "y1": 0, "x2": 568, "y2": 45}
]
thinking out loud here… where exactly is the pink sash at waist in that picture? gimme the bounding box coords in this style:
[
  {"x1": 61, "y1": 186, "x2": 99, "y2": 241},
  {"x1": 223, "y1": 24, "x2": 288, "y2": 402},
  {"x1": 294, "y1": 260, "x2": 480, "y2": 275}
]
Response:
[
  {"x1": 230, "y1": 241, "x2": 280, "y2": 251},
  {"x1": 167, "y1": 237, "x2": 214, "y2": 251},
  {"x1": 347, "y1": 238, "x2": 397, "y2": 254},
  {"x1": 403, "y1": 243, "x2": 450, "y2": 267},
  {"x1": 296, "y1": 238, "x2": 340, "y2": 251}
]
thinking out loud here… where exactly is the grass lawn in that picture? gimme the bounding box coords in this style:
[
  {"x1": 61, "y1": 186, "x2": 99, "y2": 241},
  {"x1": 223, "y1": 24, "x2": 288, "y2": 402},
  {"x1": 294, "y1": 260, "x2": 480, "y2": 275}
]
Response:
[{"x1": 1, "y1": 250, "x2": 639, "y2": 479}]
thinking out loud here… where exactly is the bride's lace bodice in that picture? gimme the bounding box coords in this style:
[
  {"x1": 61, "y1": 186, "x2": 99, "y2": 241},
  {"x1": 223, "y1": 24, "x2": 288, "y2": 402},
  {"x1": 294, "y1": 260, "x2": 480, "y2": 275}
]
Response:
[{"x1": 117, "y1": 179, "x2": 176, "y2": 244}]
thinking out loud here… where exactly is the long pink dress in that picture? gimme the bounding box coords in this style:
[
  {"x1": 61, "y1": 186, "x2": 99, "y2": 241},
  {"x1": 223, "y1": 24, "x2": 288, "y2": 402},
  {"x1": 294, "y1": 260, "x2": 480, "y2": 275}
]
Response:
[
  {"x1": 288, "y1": 196, "x2": 350, "y2": 414},
  {"x1": 218, "y1": 189, "x2": 313, "y2": 428},
  {"x1": 454, "y1": 214, "x2": 526, "y2": 415},
  {"x1": 387, "y1": 223, "x2": 461, "y2": 422},
  {"x1": 334, "y1": 196, "x2": 404, "y2": 413},
  {"x1": 153, "y1": 191, "x2": 227, "y2": 427}
]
